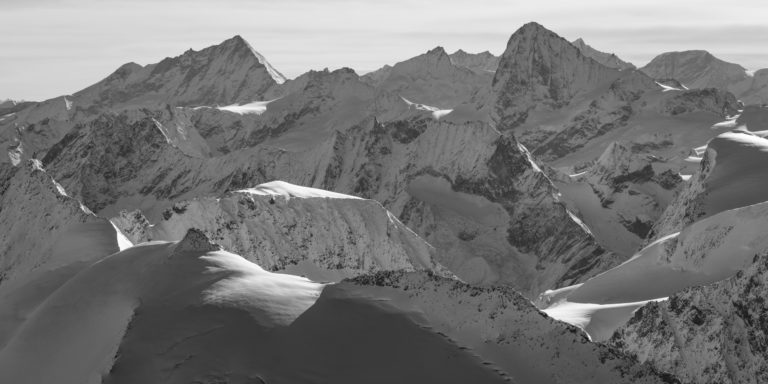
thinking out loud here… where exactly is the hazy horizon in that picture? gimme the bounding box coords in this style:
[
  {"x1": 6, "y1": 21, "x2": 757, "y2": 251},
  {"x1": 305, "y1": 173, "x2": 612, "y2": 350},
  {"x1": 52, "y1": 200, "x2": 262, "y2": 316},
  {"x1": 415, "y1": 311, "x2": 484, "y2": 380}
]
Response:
[{"x1": 2, "y1": 0, "x2": 767, "y2": 101}]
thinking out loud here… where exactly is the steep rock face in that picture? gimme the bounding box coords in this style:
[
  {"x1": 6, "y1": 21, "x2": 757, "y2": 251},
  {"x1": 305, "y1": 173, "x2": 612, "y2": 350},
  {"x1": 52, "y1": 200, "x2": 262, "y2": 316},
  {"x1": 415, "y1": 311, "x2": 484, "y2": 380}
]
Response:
[
  {"x1": 529, "y1": 71, "x2": 657, "y2": 159},
  {"x1": 491, "y1": 22, "x2": 621, "y2": 130},
  {"x1": 0, "y1": 161, "x2": 128, "y2": 350},
  {"x1": 488, "y1": 24, "x2": 740, "y2": 169},
  {"x1": 572, "y1": 38, "x2": 636, "y2": 70},
  {"x1": 557, "y1": 141, "x2": 681, "y2": 256},
  {"x1": 740, "y1": 68, "x2": 768, "y2": 105},
  {"x1": 362, "y1": 47, "x2": 492, "y2": 109},
  {"x1": 350, "y1": 271, "x2": 680, "y2": 384},
  {"x1": 0, "y1": 36, "x2": 286, "y2": 165},
  {"x1": 640, "y1": 50, "x2": 749, "y2": 92},
  {"x1": 659, "y1": 88, "x2": 739, "y2": 116},
  {"x1": 318, "y1": 115, "x2": 618, "y2": 295},
  {"x1": 651, "y1": 130, "x2": 768, "y2": 240},
  {"x1": 0, "y1": 96, "x2": 81, "y2": 165},
  {"x1": 735, "y1": 104, "x2": 768, "y2": 131},
  {"x1": 449, "y1": 49, "x2": 500, "y2": 73},
  {"x1": 610, "y1": 252, "x2": 768, "y2": 384},
  {"x1": 113, "y1": 181, "x2": 447, "y2": 281},
  {"x1": 0, "y1": 160, "x2": 124, "y2": 287},
  {"x1": 42, "y1": 105, "x2": 617, "y2": 296}
]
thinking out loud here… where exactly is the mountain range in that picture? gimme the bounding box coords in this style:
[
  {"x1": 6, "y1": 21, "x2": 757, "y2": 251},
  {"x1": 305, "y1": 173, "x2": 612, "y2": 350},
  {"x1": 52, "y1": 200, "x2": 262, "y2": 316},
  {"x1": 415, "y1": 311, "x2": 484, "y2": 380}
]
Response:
[{"x1": 1, "y1": 21, "x2": 767, "y2": 383}]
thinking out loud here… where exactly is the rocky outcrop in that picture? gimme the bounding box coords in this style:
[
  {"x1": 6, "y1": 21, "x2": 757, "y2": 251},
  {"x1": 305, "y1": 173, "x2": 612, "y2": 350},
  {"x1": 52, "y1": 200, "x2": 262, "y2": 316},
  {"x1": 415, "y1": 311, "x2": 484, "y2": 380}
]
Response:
[
  {"x1": 362, "y1": 47, "x2": 492, "y2": 108},
  {"x1": 659, "y1": 88, "x2": 739, "y2": 116},
  {"x1": 610, "y1": 252, "x2": 768, "y2": 384},
  {"x1": 449, "y1": 49, "x2": 500, "y2": 73},
  {"x1": 530, "y1": 71, "x2": 657, "y2": 159},
  {"x1": 491, "y1": 22, "x2": 621, "y2": 130},
  {"x1": 557, "y1": 141, "x2": 681, "y2": 256},
  {"x1": 113, "y1": 182, "x2": 447, "y2": 281}
]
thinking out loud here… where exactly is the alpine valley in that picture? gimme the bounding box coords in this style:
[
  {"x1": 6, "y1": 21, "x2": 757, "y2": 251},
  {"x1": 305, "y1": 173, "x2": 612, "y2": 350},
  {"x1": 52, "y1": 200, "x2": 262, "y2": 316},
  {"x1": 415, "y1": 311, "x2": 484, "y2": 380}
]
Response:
[{"x1": 1, "y1": 20, "x2": 767, "y2": 384}]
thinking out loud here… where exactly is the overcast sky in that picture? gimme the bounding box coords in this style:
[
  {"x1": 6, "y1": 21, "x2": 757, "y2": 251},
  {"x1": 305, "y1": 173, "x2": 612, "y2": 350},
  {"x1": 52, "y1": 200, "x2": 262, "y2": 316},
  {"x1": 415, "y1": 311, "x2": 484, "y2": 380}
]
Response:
[{"x1": 2, "y1": 0, "x2": 767, "y2": 100}]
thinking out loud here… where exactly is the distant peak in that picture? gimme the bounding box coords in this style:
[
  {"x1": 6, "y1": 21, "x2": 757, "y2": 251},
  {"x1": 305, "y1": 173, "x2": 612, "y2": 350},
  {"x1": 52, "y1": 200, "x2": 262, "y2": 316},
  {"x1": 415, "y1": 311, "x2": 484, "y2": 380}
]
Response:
[
  {"x1": 215, "y1": 35, "x2": 287, "y2": 84},
  {"x1": 516, "y1": 21, "x2": 553, "y2": 35},
  {"x1": 506, "y1": 21, "x2": 565, "y2": 47},
  {"x1": 175, "y1": 228, "x2": 221, "y2": 254},
  {"x1": 657, "y1": 50, "x2": 713, "y2": 59},
  {"x1": 426, "y1": 46, "x2": 448, "y2": 56}
]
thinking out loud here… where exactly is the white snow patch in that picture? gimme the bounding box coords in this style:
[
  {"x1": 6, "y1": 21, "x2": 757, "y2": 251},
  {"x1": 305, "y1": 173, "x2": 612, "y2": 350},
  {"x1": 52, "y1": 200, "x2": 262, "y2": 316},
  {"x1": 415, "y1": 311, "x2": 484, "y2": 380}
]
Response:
[
  {"x1": 569, "y1": 171, "x2": 587, "y2": 178},
  {"x1": 712, "y1": 119, "x2": 738, "y2": 129},
  {"x1": 216, "y1": 100, "x2": 274, "y2": 115},
  {"x1": 655, "y1": 81, "x2": 684, "y2": 92},
  {"x1": 543, "y1": 298, "x2": 666, "y2": 341},
  {"x1": 109, "y1": 221, "x2": 134, "y2": 251},
  {"x1": 400, "y1": 96, "x2": 453, "y2": 120},
  {"x1": 237, "y1": 181, "x2": 363, "y2": 200}
]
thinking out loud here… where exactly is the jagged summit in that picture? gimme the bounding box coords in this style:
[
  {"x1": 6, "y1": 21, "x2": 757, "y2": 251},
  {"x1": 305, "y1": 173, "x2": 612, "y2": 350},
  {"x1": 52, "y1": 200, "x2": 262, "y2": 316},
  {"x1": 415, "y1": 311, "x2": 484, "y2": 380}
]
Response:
[
  {"x1": 174, "y1": 228, "x2": 221, "y2": 254},
  {"x1": 70, "y1": 35, "x2": 286, "y2": 108},
  {"x1": 361, "y1": 45, "x2": 491, "y2": 108},
  {"x1": 226, "y1": 35, "x2": 287, "y2": 84},
  {"x1": 571, "y1": 37, "x2": 636, "y2": 70},
  {"x1": 449, "y1": 49, "x2": 499, "y2": 73},
  {"x1": 491, "y1": 21, "x2": 621, "y2": 128}
]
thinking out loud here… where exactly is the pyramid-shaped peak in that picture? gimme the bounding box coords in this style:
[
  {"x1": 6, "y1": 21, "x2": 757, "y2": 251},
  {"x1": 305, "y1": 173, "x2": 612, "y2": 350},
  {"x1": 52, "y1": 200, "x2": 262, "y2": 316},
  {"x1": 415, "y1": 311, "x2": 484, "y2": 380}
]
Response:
[
  {"x1": 425, "y1": 46, "x2": 449, "y2": 58},
  {"x1": 175, "y1": 228, "x2": 221, "y2": 254},
  {"x1": 515, "y1": 21, "x2": 557, "y2": 35},
  {"x1": 503, "y1": 22, "x2": 573, "y2": 52},
  {"x1": 492, "y1": 22, "x2": 621, "y2": 129}
]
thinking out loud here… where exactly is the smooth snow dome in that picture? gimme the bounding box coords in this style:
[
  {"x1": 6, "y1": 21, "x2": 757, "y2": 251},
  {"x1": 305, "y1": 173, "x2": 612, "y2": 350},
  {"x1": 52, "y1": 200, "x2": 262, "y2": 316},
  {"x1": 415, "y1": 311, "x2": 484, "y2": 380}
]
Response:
[{"x1": 238, "y1": 180, "x2": 363, "y2": 200}]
